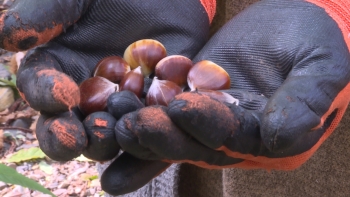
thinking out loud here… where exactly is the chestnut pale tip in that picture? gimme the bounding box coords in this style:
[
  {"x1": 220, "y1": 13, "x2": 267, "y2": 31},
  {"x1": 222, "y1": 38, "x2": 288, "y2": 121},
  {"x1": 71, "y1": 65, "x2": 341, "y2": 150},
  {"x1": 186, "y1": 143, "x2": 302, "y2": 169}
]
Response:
[
  {"x1": 146, "y1": 77, "x2": 182, "y2": 106},
  {"x1": 195, "y1": 89, "x2": 239, "y2": 106}
]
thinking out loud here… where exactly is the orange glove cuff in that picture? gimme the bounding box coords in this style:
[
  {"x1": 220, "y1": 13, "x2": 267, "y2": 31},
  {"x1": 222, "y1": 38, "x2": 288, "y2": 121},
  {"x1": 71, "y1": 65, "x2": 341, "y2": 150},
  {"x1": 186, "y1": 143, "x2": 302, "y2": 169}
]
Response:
[
  {"x1": 200, "y1": 0, "x2": 217, "y2": 24},
  {"x1": 306, "y1": 0, "x2": 350, "y2": 51}
]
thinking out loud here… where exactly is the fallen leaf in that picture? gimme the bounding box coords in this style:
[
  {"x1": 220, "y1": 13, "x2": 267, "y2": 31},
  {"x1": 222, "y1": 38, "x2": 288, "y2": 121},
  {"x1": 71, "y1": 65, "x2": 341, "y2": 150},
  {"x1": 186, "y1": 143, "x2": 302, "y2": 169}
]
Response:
[
  {"x1": 0, "y1": 107, "x2": 38, "y2": 123},
  {"x1": 87, "y1": 175, "x2": 98, "y2": 181},
  {"x1": 6, "y1": 147, "x2": 46, "y2": 163}
]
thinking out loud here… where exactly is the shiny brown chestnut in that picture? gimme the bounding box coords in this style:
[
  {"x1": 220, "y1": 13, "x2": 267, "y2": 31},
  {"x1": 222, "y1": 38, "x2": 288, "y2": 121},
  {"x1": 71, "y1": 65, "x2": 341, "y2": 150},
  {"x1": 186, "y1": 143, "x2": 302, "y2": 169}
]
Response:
[
  {"x1": 93, "y1": 56, "x2": 130, "y2": 83},
  {"x1": 119, "y1": 66, "x2": 144, "y2": 98},
  {"x1": 187, "y1": 60, "x2": 231, "y2": 91},
  {"x1": 79, "y1": 76, "x2": 119, "y2": 115},
  {"x1": 123, "y1": 39, "x2": 167, "y2": 77},
  {"x1": 155, "y1": 55, "x2": 193, "y2": 88},
  {"x1": 146, "y1": 77, "x2": 182, "y2": 106}
]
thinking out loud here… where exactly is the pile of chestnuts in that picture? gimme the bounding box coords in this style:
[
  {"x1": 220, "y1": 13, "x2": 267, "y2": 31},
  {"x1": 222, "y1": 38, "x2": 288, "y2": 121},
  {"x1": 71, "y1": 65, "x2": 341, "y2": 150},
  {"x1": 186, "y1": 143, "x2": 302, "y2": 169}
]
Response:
[
  {"x1": 76, "y1": 39, "x2": 239, "y2": 162},
  {"x1": 79, "y1": 39, "x2": 238, "y2": 116}
]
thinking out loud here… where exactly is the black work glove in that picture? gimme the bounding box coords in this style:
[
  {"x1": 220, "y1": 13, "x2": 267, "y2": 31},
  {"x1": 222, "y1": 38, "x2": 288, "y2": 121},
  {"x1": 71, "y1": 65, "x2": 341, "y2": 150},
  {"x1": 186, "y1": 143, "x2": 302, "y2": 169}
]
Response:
[
  {"x1": 108, "y1": 0, "x2": 350, "y2": 195},
  {"x1": 1, "y1": 0, "x2": 216, "y2": 160}
]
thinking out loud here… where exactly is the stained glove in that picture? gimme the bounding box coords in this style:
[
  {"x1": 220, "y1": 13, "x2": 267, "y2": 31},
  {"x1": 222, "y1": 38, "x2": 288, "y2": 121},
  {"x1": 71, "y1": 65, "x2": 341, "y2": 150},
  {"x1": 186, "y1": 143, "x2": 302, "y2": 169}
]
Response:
[
  {"x1": 107, "y1": 0, "x2": 350, "y2": 194},
  {"x1": 1, "y1": 0, "x2": 216, "y2": 160}
]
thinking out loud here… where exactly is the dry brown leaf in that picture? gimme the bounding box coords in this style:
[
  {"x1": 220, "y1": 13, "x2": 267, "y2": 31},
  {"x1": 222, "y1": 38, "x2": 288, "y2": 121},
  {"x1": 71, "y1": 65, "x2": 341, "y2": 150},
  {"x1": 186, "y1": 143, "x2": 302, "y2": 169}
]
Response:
[
  {"x1": 0, "y1": 108, "x2": 38, "y2": 124},
  {"x1": 29, "y1": 115, "x2": 39, "y2": 132}
]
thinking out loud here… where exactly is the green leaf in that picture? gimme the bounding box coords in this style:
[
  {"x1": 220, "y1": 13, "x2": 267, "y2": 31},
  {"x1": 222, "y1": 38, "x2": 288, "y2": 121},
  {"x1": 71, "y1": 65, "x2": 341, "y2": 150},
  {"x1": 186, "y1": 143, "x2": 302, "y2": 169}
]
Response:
[
  {"x1": 88, "y1": 175, "x2": 98, "y2": 181},
  {"x1": 0, "y1": 77, "x2": 19, "y2": 99},
  {"x1": 0, "y1": 78, "x2": 16, "y2": 89},
  {"x1": 9, "y1": 74, "x2": 16, "y2": 86},
  {"x1": 39, "y1": 161, "x2": 53, "y2": 175},
  {"x1": 0, "y1": 164, "x2": 56, "y2": 196},
  {"x1": 6, "y1": 147, "x2": 46, "y2": 163}
]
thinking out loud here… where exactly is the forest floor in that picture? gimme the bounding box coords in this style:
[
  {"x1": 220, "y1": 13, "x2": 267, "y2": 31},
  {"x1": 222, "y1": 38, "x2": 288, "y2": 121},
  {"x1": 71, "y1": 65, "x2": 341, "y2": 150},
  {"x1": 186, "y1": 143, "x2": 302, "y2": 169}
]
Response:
[{"x1": 0, "y1": 50, "x2": 106, "y2": 197}]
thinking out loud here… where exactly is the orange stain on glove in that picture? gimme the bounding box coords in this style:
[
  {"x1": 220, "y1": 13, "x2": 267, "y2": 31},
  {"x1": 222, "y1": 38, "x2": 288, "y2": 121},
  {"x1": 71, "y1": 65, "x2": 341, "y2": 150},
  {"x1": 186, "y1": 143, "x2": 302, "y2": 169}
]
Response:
[
  {"x1": 94, "y1": 118, "x2": 108, "y2": 127},
  {"x1": 0, "y1": 14, "x2": 64, "y2": 52},
  {"x1": 94, "y1": 131, "x2": 105, "y2": 139},
  {"x1": 37, "y1": 69, "x2": 80, "y2": 111},
  {"x1": 218, "y1": 83, "x2": 350, "y2": 171},
  {"x1": 50, "y1": 119, "x2": 78, "y2": 150}
]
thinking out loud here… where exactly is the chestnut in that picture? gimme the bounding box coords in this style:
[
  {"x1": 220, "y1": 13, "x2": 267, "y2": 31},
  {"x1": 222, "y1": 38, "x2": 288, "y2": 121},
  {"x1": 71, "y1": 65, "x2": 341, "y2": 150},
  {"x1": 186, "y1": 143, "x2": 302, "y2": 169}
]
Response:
[
  {"x1": 155, "y1": 55, "x2": 193, "y2": 88},
  {"x1": 123, "y1": 39, "x2": 167, "y2": 77},
  {"x1": 146, "y1": 77, "x2": 182, "y2": 106},
  {"x1": 195, "y1": 89, "x2": 239, "y2": 105},
  {"x1": 119, "y1": 66, "x2": 144, "y2": 98},
  {"x1": 187, "y1": 60, "x2": 231, "y2": 91},
  {"x1": 93, "y1": 56, "x2": 130, "y2": 83},
  {"x1": 79, "y1": 76, "x2": 119, "y2": 115}
]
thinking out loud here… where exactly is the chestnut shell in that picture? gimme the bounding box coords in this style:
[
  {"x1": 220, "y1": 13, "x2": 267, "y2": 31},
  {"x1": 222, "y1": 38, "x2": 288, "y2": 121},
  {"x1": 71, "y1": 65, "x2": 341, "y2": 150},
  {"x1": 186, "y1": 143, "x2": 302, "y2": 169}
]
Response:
[
  {"x1": 119, "y1": 67, "x2": 144, "y2": 98},
  {"x1": 187, "y1": 60, "x2": 231, "y2": 91},
  {"x1": 123, "y1": 39, "x2": 167, "y2": 77},
  {"x1": 79, "y1": 76, "x2": 119, "y2": 115},
  {"x1": 155, "y1": 55, "x2": 193, "y2": 88},
  {"x1": 93, "y1": 56, "x2": 130, "y2": 83},
  {"x1": 146, "y1": 78, "x2": 182, "y2": 106}
]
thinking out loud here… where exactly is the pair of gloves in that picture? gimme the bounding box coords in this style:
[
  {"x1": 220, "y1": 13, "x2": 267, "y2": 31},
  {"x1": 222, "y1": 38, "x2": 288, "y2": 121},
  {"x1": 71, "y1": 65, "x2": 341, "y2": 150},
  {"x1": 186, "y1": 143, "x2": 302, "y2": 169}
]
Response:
[{"x1": 2, "y1": 0, "x2": 349, "y2": 195}]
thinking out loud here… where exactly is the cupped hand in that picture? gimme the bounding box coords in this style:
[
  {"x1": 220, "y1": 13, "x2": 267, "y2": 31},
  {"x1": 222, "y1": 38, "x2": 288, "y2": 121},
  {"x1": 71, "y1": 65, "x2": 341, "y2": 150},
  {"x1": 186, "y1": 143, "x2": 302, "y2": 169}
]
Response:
[{"x1": 109, "y1": 0, "x2": 350, "y2": 194}]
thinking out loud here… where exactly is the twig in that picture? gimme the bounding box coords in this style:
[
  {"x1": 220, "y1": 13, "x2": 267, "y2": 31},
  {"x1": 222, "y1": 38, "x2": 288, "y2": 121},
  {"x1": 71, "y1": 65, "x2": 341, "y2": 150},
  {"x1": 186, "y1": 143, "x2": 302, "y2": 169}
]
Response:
[
  {"x1": 0, "y1": 126, "x2": 33, "y2": 133},
  {"x1": 7, "y1": 98, "x2": 26, "y2": 113},
  {"x1": 5, "y1": 140, "x2": 16, "y2": 155}
]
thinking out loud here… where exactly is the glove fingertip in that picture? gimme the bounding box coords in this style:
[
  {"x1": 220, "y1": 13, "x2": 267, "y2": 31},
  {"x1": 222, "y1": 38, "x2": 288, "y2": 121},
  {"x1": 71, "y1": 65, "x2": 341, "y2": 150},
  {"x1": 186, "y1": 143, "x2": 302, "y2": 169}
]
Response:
[
  {"x1": 17, "y1": 67, "x2": 80, "y2": 114},
  {"x1": 101, "y1": 152, "x2": 170, "y2": 196},
  {"x1": 168, "y1": 92, "x2": 239, "y2": 149},
  {"x1": 36, "y1": 112, "x2": 87, "y2": 161},
  {"x1": 107, "y1": 90, "x2": 144, "y2": 120},
  {"x1": 82, "y1": 111, "x2": 120, "y2": 162}
]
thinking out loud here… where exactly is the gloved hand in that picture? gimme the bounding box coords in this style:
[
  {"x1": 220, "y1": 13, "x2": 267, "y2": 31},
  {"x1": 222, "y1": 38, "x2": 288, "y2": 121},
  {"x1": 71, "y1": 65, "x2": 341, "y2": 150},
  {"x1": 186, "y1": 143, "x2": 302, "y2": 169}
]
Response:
[
  {"x1": 107, "y1": 0, "x2": 350, "y2": 194},
  {"x1": 1, "y1": 0, "x2": 216, "y2": 160}
]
